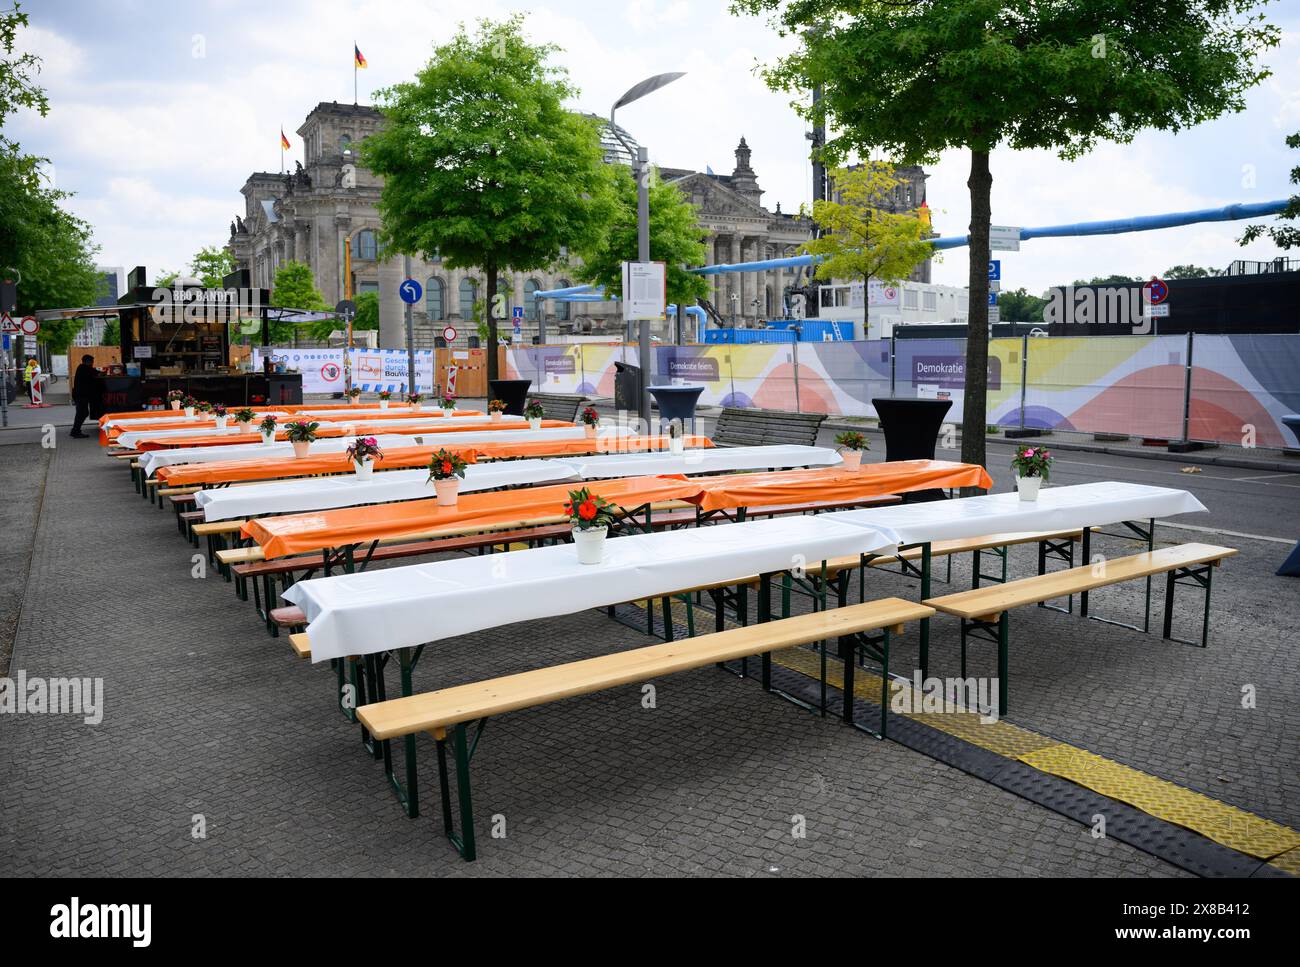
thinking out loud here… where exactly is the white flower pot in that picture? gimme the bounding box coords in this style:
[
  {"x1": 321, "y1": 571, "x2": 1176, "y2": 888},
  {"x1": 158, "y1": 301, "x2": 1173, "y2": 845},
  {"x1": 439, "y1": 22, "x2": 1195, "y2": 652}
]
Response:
[
  {"x1": 669, "y1": 437, "x2": 685, "y2": 455},
  {"x1": 261, "y1": 432, "x2": 276, "y2": 446},
  {"x1": 214, "y1": 416, "x2": 228, "y2": 430},
  {"x1": 442, "y1": 408, "x2": 455, "y2": 418},
  {"x1": 379, "y1": 400, "x2": 389, "y2": 410},
  {"x1": 434, "y1": 477, "x2": 460, "y2": 507},
  {"x1": 291, "y1": 440, "x2": 311, "y2": 459},
  {"x1": 354, "y1": 460, "x2": 374, "y2": 479},
  {"x1": 584, "y1": 424, "x2": 597, "y2": 439},
  {"x1": 573, "y1": 525, "x2": 608, "y2": 565},
  {"x1": 1016, "y1": 474, "x2": 1042, "y2": 501},
  {"x1": 170, "y1": 400, "x2": 181, "y2": 411},
  {"x1": 490, "y1": 412, "x2": 502, "y2": 422},
  {"x1": 237, "y1": 421, "x2": 252, "y2": 433},
  {"x1": 841, "y1": 449, "x2": 863, "y2": 470},
  {"x1": 184, "y1": 407, "x2": 195, "y2": 419},
  {"x1": 528, "y1": 417, "x2": 542, "y2": 430}
]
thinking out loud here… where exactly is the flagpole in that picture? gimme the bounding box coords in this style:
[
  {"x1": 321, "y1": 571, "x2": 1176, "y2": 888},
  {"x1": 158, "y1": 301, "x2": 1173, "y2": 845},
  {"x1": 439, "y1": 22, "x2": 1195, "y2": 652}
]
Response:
[{"x1": 354, "y1": 41, "x2": 358, "y2": 105}]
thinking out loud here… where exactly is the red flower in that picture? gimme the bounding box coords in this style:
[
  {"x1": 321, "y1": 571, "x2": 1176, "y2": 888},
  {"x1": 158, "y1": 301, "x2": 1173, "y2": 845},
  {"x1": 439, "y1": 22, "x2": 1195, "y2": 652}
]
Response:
[
  {"x1": 440, "y1": 461, "x2": 453, "y2": 475},
  {"x1": 578, "y1": 499, "x2": 598, "y2": 521}
]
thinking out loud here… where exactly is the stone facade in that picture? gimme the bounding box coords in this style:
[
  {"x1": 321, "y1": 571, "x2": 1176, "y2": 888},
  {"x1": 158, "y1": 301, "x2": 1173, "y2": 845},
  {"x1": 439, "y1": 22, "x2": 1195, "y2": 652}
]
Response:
[{"x1": 227, "y1": 102, "x2": 929, "y2": 345}]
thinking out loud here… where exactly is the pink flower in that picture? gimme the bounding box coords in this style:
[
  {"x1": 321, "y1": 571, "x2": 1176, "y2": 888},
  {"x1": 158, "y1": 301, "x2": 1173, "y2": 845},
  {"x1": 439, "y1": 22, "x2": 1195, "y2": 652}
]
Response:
[
  {"x1": 1024, "y1": 448, "x2": 1035, "y2": 457},
  {"x1": 364, "y1": 436, "x2": 377, "y2": 446}
]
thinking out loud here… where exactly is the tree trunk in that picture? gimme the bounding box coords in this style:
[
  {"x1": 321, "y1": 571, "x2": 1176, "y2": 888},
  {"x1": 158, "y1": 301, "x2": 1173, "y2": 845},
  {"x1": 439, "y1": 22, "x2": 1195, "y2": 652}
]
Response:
[
  {"x1": 863, "y1": 274, "x2": 870, "y2": 340},
  {"x1": 485, "y1": 260, "x2": 499, "y2": 384},
  {"x1": 961, "y1": 149, "x2": 992, "y2": 475}
]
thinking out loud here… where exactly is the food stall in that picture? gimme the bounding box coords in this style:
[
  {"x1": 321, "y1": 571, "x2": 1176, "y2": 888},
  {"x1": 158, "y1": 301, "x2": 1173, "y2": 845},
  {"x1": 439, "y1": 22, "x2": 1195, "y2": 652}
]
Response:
[{"x1": 40, "y1": 267, "x2": 306, "y2": 411}]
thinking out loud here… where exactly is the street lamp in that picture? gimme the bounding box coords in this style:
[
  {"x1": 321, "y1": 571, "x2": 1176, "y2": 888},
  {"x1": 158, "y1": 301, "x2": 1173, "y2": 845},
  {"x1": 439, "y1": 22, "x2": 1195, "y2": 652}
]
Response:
[{"x1": 609, "y1": 71, "x2": 685, "y2": 428}]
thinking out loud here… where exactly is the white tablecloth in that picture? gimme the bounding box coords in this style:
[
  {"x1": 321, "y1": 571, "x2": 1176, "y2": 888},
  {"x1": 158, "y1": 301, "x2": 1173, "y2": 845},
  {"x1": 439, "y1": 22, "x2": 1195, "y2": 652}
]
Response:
[
  {"x1": 195, "y1": 460, "x2": 583, "y2": 521},
  {"x1": 825, "y1": 482, "x2": 1206, "y2": 545},
  {"x1": 284, "y1": 515, "x2": 901, "y2": 662},
  {"x1": 121, "y1": 415, "x2": 528, "y2": 450},
  {"x1": 553, "y1": 445, "x2": 841, "y2": 479}
]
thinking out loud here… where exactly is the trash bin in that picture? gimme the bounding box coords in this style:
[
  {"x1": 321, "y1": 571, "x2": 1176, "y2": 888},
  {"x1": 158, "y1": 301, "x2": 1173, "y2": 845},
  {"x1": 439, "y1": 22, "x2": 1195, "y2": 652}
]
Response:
[{"x1": 613, "y1": 361, "x2": 642, "y2": 413}]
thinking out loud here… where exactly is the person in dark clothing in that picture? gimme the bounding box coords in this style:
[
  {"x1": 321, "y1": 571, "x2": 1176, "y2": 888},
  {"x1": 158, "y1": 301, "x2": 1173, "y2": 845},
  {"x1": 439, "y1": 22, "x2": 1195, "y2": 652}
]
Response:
[{"x1": 70, "y1": 355, "x2": 101, "y2": 438}]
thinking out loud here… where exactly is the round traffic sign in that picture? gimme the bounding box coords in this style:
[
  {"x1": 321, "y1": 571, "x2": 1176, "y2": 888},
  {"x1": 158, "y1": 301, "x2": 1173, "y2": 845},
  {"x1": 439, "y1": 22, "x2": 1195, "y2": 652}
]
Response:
[
  {"x1": 442, "y1": 326, "x2": 457, "y2": 342},
  {"x1": 399, "y1": 279, "x2": 423, "y2": 304},
  {"x1": 320, "y1": 362, "x2": 342, "y2": 383},
  {"x1": 1143, "y1": 277, "x2": 1169, "y2": 305},
  {"x1": 19, "y1": 316, "x2": 39, "y2": 336},
  {"x1": 334, "y1": 299, "x2": 357, "y2": 318}
]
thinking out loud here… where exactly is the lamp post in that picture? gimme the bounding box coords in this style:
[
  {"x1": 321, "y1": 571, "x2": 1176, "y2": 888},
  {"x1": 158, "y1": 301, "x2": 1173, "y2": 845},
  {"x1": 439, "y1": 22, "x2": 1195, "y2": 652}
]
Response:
[{"x1": 609, "y1": 71, "x2": 685, "y2": 428}]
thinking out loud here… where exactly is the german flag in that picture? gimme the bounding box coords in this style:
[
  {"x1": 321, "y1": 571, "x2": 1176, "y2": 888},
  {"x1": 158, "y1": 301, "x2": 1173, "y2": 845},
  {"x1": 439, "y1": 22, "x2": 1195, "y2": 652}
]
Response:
[
  {"x1": 280, "y1": 128, "x2": 291, "y2": 151},
  {"x1": 354, "y1": 44, "x2": 367, "y2": 69}
]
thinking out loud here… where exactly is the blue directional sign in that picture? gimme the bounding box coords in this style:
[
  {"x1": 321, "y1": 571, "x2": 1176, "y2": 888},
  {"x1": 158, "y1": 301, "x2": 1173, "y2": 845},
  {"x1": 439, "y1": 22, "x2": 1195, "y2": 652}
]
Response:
[
  {"x1": 398, "y1": 279, "x2": 423, "y2": 304},
  {"x1": 988, "y1": 260, "x2": 1001, "y2": 281},
  {"x1": 512, "y1": 306, "x2": 525, "y2": 319},
  {"x1": 988, "y1": 290, "x2": 998, "y2": 306}
]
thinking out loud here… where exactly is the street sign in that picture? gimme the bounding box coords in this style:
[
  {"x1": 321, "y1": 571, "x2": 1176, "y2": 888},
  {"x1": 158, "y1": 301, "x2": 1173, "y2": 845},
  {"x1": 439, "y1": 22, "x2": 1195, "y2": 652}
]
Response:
[
  {"x1": 0, "y1": 312, "x2": 17, "y2": 333},
  {"x1": 511, "y1": 306, "x2": 524, "y2": 319},
  {"x1": 18, "y1": 316, "x2": 38, "y2": 336},
  {"x1": 988, "y1": 260, "x2": 1001, "y2": 281},
  {"x1": 989, "y1": 226, "x2": 1021, "y2": 251},
  {"x1": 399, "y1": 279, "x2": 422, "y2": 304},
  {"x1": 989, "y1": 280, "x2": 1001, "y2": 294},
  {"x1": 988, "y1": 305, "x2": 1001, "y2": 323},
  {"x1": 1145, "y1": 304, "x2": 1171, "y2": 317},
  {"x1": 621, "y1": 261, "x2": 667, "y2": 321},
  {"x1": 1143, "y1": 277, "x2": 1169, "y2": 305},
  {"x1": 988, "y1": 291, "x2": 998, "y2": 306},
  {"x1": 442, "y1": 326, "x2": 457, "y2": 342},
  {"x1": 334, "y1": 299, "x2": 357, "y2": 318}
]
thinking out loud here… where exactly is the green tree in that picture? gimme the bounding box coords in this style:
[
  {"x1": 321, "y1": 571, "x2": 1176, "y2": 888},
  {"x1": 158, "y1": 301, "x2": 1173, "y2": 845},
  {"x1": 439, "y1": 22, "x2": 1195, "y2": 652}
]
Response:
[
  {"x1": 1240, "y1": 131, "x2": 1300, "y2": 250},
  {"x1": 269, "y1": 260, "x2": 328, "y2": 344},
  {"x1": 800, "y1": 163, "x2": 931, "y2": 335},
  {"x1": 997, "y1": 287, "x2": 1049, "y2": 323},
  {"x1": 102, "y1": 318, "x2": 120, "y2": 346},
  {"x1": 189, "y1": 245, "x2": 235, "y2": 288},
  {"x1": 361, "y1": 15, "x2": 617, "y2": 381},
  {"x1": 154, "y1": 269, "x2": 179, "y2": 287},
  {"x1": 0, "y1": 2, "x2": 47, "y2": 151},
  {"x1": 735, "y1": 0, "x2": 1279, "y2": 470},
  {"x1": 1163, "y1": 264, "x2": 1216, "y2": 279},
  {"x1": 575, "y1": 166, "x2": 709, "y2": 308}
]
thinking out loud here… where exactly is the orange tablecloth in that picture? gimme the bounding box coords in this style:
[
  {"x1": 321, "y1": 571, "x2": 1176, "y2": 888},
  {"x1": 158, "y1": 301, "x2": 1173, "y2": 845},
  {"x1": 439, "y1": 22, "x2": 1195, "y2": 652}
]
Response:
[
  {"x1": 243, "y1": 475, "x2": 700, "y2": 559},
  {"x1": 155, "y1": 445, "x2": 479, "y2": 487},
  {"x1": 153, "y1": 435, "x2": 713, "y2": 487},
  {"x1": 134, "y1": 419, "x2": 571, "y2": 451},
  {"x1": 102, "y1": 408, "x2": 487, "y2": 444},
  {"x1": 684, "y1": 461, "x2": 993, "y2": 512}
]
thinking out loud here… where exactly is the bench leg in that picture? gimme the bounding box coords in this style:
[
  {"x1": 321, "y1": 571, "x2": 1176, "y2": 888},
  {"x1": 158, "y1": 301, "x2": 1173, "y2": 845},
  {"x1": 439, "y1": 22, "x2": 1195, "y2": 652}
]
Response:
[
  {"x1": 919, "y1": 543, "x2": 932, "y2": 680},
  {"x1": 960, "y1": 614, "x2": 1009, "y2": 717},
  {"x1": 1162, "y1": 563, "x2": 1214, "y2": 648},
  {"x1": 381, "y1": 649, "x2": 420, "y2": 819},
  {"x1": 435, "y1": 723, "x2": 478, "y2": 862}
]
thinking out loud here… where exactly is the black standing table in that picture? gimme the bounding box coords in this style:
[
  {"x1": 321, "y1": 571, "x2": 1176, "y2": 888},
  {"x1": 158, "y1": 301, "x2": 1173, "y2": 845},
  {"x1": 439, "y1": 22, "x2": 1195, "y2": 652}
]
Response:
[
  {"x1": 488, "y1": 379, "x2": 532, "y2": 417},
  {"x1": 872, "y1": 397, "x2": 954, "y2": 502}
]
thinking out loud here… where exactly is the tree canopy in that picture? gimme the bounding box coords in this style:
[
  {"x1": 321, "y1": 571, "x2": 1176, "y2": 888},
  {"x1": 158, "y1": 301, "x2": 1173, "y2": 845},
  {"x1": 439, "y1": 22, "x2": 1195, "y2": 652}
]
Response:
[
  {"x1": 1240, "y1": 131, "x2": 1300, "y2": 250},
  {"x1": 361, "y1": 15, "x2": 617, "y2": 379},
  {"x1": 574, "y1": 166, "x2": 708, "y2": 308},
  {"x1": 734, "y1": 0, "x2": 1279, "y2": 469}
]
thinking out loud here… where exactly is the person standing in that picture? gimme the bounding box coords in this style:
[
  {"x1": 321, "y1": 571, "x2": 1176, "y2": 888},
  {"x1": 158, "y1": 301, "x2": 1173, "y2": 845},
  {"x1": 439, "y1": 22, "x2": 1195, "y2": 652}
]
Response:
[
  {"x1": 23, "y1": 355, "x2": 40, "y2": 401},
  {"x1": 70, "y1": 354, "x2": 101, "y2": 438}
]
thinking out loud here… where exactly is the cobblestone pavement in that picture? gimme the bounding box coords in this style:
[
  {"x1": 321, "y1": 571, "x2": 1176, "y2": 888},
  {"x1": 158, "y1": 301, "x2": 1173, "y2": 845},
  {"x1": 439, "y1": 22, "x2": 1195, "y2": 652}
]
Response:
[{"x1": 0, "y1": 433, "x2": 1294, "y2": 877}]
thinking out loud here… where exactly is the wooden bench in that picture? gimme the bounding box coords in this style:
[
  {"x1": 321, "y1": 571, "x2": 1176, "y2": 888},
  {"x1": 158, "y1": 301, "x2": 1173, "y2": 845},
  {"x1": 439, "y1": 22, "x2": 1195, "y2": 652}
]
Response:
[
  {"x1": 526, "y1": 393, "x2": 588, "y2": 423},
  {"x1": 354, "y1": 598, "x2": 934, "y2": 862},
  {"x1": 924, "y1": 542, "x2": 1238, "y2": 715},
  {"x1": 712, "y1": 406, "x2": 827, "y2": 448}
]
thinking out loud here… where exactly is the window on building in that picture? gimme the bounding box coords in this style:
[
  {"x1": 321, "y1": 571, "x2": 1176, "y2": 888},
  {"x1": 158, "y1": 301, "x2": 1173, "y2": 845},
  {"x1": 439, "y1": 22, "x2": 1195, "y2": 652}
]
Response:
[
  {"x1": 904, "y1": 289, "x2": 918, "y2": 309},
  {"x1": 555, "y1": 279, "x2": 571, "y2": 322},
  {"x1": 426, "y1": 278, "x2": 445, "y2": 321},
  {"x1": 524, "y1": 278, "x2": 542, "y2": 322},
  {"x1": 352, "y1": 230, "x2": 377, "y2": 261},
  {"x1": 339, "y1": 133, "x2": 352, "y2": 156},
  {"x1": 922, "y1": 290, "x2": 937, "y2": 312},
  {"x1": 459, "y1": 277, "x2": 479, "y2": 316}
]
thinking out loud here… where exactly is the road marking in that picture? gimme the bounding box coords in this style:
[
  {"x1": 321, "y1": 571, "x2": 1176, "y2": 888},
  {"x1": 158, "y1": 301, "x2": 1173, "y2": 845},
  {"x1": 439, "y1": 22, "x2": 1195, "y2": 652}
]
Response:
[
  {"x1": 1052, "y1": 456, "x2": 1300, "y2": 488},
  {"x1": 1157, "y1": 520, "x2": 1295, "y2": 545},
  {"x1": 1233, "y1": 472, "x2": 1300, "y2": 481}
]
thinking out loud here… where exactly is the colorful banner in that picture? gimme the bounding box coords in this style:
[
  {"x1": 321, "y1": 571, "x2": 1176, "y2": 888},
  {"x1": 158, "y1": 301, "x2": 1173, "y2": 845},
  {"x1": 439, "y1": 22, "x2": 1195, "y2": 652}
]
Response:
[
  {"x1": 893, "y1": 337, "x2": 1021, "y2": 425},
  {"x1": 252, "y1": 347, "x2": 437, "y2": 394},
  {"x1": 1189, "y1": 335, "x2": 1300, "y2": 446}
]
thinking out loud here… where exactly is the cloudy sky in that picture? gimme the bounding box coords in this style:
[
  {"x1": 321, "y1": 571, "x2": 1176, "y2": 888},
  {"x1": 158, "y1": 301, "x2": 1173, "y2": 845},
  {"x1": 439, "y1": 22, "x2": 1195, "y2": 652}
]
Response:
[{"x1": 12, "y1": 0, "x2": 1300, "y2": 296}]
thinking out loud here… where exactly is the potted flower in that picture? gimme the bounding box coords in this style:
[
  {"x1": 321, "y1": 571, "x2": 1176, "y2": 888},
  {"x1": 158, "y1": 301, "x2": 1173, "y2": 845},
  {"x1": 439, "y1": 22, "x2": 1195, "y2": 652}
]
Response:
[
  {"x1": 835, "y1": 431, "x2": 868, "y2": 470},
  {"x1": 440, "y1": 395, "x2": 458, "y2": 418},
  {"x1": 580, "y1": 405, "x2": 600, "y2": 439},
  {"x1": 345, "y1": 435, "x2": 384, "y2": 479},
  {"x1": 234, "y1": 407, "x2": 257, "y2": 433},
  {"x1": 1011, "y1": 445, "x2": 1053, "y2": 501},
  {"x1": 181, "y1": 395, "x2": 198, "y2": 419},
  {"x1": 167, "y1": 389, "x2": 185, "y2": 411},
  {"x1": 284, "y1": 420, "x2": 320, "y2": 458},
  {"x1": 212, "y1": 403, "x2": 229, "y2": 431},
  {"x1": 197, "y1": 401, "x2": 213, "y2": 416},
  {"x1": 258, "y1": 415, "x2": 278, "y2": 446},
  {"x1": 667, "y1": 419, "x2": 685, "y2": 455},
  {"x1": 524, "y1": 399, "x2": 545, "y2": 431},
  {"x1": 377, "y1": 389, "x2": 392, "y2": 411},
  {"x1": 408, "y1": 392, "x2": 425, "y2": 411},
  {"x1": 565, "y1": 486, "x2": 617, "y2": 565},
  {"x1": 488, "y1": 399, "x2": 506, "y2": 422},
  {"x1": 345, "y1": 386, "x2": 362, "y2": 403},
  {"x1": 426, "y1": 448, "x2": 468, "y2": 506}
]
